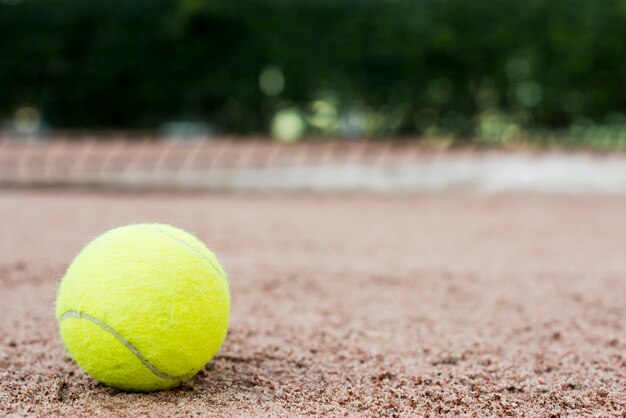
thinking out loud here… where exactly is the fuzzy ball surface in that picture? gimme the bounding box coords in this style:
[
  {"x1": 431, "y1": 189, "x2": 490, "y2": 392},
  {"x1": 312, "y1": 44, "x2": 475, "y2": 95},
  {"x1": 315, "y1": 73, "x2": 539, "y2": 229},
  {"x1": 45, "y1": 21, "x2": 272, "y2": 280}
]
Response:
[{"x1": 56, "y1": 223, "x2": 230, "y2": 392}]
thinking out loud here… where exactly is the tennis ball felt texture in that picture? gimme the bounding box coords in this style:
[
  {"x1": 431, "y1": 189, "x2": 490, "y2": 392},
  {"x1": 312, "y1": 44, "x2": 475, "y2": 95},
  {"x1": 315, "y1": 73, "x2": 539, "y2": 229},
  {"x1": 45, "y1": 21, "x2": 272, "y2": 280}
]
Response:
[{"x1": 56, "y1": 223, "x2": 230, "y2": 392}]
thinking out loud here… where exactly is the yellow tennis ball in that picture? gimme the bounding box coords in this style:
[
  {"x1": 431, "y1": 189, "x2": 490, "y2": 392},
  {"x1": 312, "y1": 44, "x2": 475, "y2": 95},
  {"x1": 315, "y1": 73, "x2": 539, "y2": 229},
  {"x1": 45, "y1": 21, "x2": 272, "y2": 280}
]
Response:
[{"x1": 56, "y1": 223, "x2": 230, "y2": 392}]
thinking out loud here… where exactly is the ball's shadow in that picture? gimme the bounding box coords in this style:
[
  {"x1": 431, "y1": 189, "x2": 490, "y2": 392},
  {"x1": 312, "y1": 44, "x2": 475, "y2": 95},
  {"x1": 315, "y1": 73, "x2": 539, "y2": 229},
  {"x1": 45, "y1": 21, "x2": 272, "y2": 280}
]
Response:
[{"x1": 92, "y1": 353, "x2": 280, "y2": 406}]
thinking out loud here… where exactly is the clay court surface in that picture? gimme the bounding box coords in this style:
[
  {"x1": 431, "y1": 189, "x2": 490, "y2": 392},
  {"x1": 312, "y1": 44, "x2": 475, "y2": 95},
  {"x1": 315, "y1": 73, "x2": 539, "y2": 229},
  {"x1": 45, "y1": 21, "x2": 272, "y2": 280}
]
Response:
[{"x1": 0, "y1": 190, "x2": 625, "y2": 416}]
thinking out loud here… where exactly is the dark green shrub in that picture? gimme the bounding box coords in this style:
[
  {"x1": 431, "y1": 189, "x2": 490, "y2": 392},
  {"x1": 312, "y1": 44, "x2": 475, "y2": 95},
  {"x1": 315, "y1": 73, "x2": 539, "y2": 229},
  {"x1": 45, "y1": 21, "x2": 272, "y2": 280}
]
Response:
[{"x1": 1, "y1": 0, "x2": 625, "y2": 142}]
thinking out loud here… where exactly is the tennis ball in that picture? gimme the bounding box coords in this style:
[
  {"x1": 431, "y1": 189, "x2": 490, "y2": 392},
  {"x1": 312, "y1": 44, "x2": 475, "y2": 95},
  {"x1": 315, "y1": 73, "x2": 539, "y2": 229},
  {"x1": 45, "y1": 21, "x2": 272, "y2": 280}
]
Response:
[{"x1": 56, "y1": 223, "x2": 230, "y2": 392}]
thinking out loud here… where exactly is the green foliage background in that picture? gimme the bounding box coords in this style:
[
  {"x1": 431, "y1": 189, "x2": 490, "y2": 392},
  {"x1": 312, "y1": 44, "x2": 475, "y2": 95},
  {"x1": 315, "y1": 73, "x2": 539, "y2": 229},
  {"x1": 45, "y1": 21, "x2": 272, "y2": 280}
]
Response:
[{"x1": 1, "y1": 0, "x2": 626, "y2": 143}]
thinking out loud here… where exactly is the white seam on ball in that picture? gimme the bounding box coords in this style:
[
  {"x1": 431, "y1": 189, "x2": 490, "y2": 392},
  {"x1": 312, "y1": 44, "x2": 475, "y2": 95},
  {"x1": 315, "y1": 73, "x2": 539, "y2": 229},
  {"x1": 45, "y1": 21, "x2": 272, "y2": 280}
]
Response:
[
  {"x1": 60, "y1": 310, "x2": 182, "y2": 381},
  {"x1": 151, "y1": 226, "x2": 225, "y2": 280}
]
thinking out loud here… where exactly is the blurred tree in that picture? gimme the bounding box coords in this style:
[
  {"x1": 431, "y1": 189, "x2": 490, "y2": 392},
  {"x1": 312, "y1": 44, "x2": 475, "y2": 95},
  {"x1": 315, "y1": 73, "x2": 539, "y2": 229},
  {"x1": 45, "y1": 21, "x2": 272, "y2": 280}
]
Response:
[{"x1": 0, "y1": 0, "x2": 625, "y2": 143}]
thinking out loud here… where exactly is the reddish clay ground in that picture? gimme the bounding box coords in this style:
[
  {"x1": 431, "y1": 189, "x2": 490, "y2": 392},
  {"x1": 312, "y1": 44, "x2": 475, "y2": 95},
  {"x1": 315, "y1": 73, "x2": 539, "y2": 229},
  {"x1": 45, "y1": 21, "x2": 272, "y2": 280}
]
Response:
[{"x1": 0, "y1": 191, "x2": 625, "y2": 416}]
